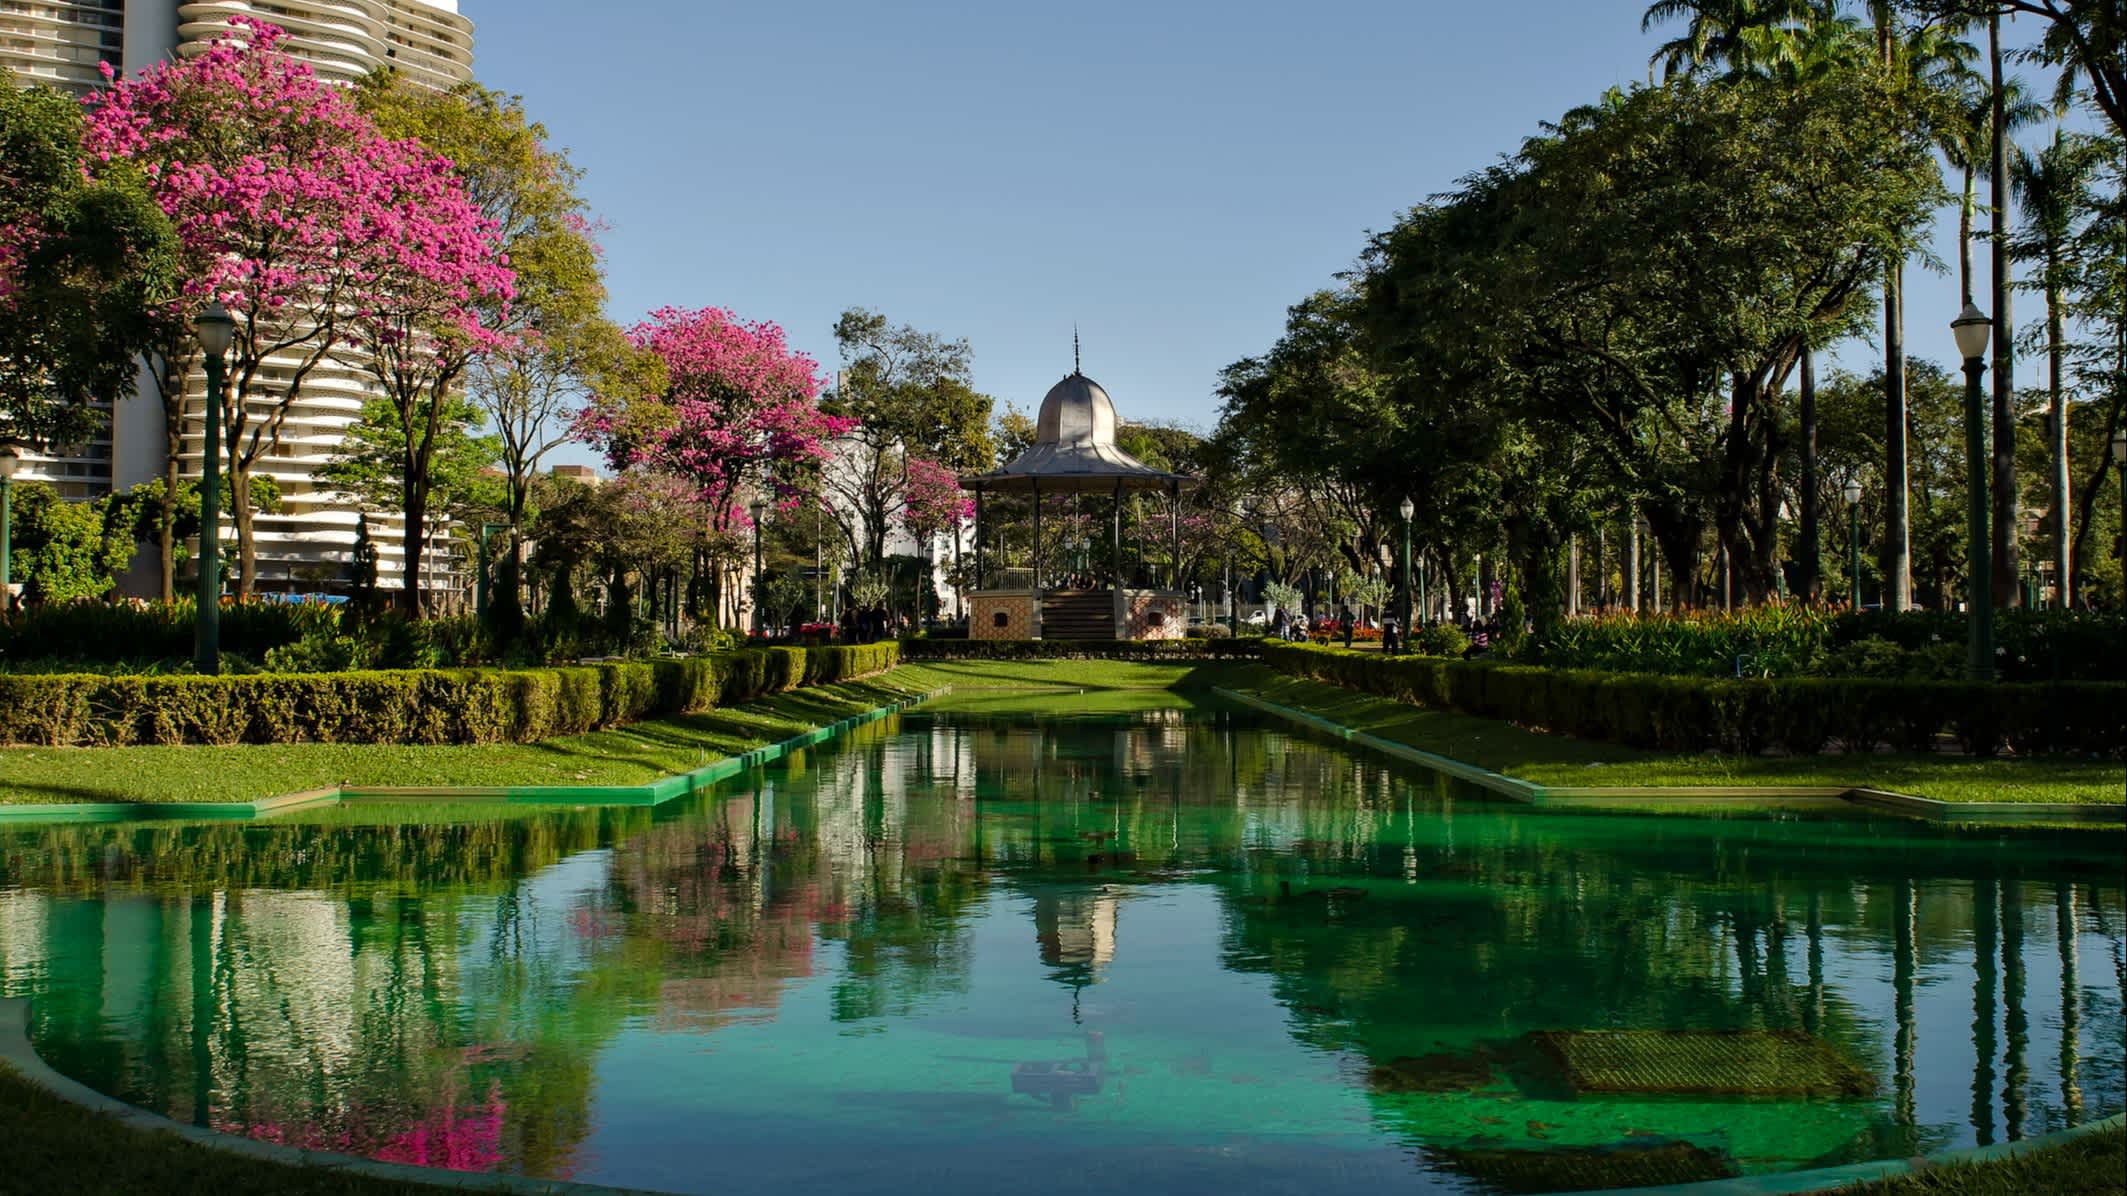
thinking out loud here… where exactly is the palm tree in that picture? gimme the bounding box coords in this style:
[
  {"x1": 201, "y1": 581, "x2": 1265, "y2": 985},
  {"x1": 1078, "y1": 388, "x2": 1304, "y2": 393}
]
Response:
[
  {"x1": 1870, "y1": 6, "x2": 1979, "y2": 611},
  {"x1": 1643, "y1": 0, "x2": 1842, "y2": 80},
  {"x1": 2010, "y1": 129, "x2": 2101, "y2": 606}
]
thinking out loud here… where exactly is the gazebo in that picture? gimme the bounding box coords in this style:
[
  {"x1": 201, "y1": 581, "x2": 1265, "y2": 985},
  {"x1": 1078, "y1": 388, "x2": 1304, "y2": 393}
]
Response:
[{"x1": 961, "y1": 371, "x2": 1195, "y2": 640}]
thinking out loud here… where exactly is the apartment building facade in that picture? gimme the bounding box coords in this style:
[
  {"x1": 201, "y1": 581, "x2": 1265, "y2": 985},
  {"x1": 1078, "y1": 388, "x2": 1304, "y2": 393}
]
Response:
[{"x1": 3, "y1": 0, "x2": 476, "y2": 596}]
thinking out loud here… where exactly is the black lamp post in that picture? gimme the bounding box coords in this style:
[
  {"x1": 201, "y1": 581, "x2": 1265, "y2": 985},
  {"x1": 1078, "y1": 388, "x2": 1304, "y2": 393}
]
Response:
[
  {"x1": 1953, "y1": 302, "x2": 1994, "y2": 680},
  {"x1": 1842, "y1": 478, "x2": 1863, "y2": 610},
  {"x1": 749, "y1": 498, "x2": 769, "y2": 638},
  {"x1": 1398, "y1": 496, "x2": 1415, "y2": 651},
  {"x1": 192, "y1": 301, "x2": 235, "y2": 675}
]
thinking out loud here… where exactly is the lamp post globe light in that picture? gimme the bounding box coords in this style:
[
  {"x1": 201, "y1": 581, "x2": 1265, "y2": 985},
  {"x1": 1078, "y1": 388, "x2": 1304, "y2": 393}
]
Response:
[
  {"x1": 0, "y1": 445, "x2": 19, "y2": 609},
  {"x1": 1952, "y1": 302, "x2": 1994, "y2": 680},
  {"x1": 749, "y1": 498, "x2": 769, "y2": 638},
  {"x1": 1397, "y1": 496, "x2": 1415, "y2": 653},
  {"x1": 1840, "y1": 481, "x2": 1863, "y2": 605},
  {"x1": 192, "y1": 301, "x2": 236, "y2": 675}
]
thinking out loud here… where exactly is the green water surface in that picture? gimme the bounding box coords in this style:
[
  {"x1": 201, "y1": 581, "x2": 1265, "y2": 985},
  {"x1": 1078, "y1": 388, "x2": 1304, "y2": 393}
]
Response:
[{"x1": 0, "y1": 693, "x2": 2120, "y2": 1195}]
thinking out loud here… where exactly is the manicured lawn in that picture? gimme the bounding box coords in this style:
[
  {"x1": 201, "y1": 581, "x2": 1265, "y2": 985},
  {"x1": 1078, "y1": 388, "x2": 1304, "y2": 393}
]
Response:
[
  {"x1": 891, "y1": 656, "x2": 1221, "y2": 692},
  {"x1": 0, "y1": 677, "x2": 922, "y2": 805},
  {"x1": 1840, "y1": 1125, "x2": 2125, "y2": 1195},
  {"x1": 1227, "y1": 666, "x2": 2125, "y2": 805}
]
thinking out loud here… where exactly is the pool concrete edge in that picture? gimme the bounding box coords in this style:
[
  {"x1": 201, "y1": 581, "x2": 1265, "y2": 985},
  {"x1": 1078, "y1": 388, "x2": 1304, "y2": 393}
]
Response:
[
  {"x1": 0, "y1": 997, "x2": 685, "y2": 1196},
  {"x1": 0, "y1": 688, "x2": 944, "y2": 825},
  {"x1": 1215, "y1": 686, "x2": 2126, "y2": 824}
]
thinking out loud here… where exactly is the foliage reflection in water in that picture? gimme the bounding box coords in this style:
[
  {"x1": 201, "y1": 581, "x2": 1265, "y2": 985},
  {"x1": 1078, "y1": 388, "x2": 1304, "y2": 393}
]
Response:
[{"x1": 0, "y1": 698, "x2": 2120, "y2": 1195}]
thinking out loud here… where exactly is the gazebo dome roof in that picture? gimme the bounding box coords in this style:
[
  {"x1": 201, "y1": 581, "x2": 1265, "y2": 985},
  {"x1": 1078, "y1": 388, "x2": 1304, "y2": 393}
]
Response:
[
  {"x1": 1035, "y1": 372, "x2": 1118, "y2": 447},
  {"x1": 961, "y1": 367, "x2": 1195, "y2": 494}
]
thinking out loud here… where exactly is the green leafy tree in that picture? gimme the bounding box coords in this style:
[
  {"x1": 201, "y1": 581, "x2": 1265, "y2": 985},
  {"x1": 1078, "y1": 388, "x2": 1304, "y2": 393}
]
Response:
[
  {"x1": 822, "y1": 308, "x2": 995, "y2": 571},
  {"x1": 322, "y1": 395, "x2": 499, "y2": 604},
  {"x1": 3, "y1": 482, "x2": 135, "y2": 604},
  {"x1": 0, "y1": 85, "x2": 176, "y2": 450}
]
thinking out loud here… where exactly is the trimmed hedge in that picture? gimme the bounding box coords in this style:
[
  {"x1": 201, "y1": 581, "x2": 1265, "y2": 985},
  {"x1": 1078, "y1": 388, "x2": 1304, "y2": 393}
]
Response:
[
  {"x1": 1256, "y1": 642, "x2": 2126, "y2": 759},
  {"x1": 0, "y1": 642, "x2": 900, "y2": 748},
  {"x1": 899, "y1": 637, "x2": 1264, "y2": 661}
]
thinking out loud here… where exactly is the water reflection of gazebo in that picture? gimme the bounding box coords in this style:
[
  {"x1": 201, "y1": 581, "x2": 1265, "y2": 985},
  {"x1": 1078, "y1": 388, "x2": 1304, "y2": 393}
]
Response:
[{"x1": 962, "y1": 371, "x2": 1195, "y2": 639}]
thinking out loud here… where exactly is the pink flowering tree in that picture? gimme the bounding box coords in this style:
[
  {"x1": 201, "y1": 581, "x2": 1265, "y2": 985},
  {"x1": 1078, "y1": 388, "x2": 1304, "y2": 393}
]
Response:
[
  {"x1": 338, "y1": 137, "x2": 515, "y2": 613},
  {"x1": 577, "y1": 305, "x2": 850, "y2": 625},
  {"x1": 81, "y1": 16, "x2": 504, "y2": 600},
  {"x1": 898, "y1": 455, "x2": 974, "y2": 618}
]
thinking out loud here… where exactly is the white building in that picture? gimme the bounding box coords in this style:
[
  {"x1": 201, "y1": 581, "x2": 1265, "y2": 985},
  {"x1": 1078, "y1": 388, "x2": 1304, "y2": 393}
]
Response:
[{"x1": 2, "y1": 0, "x2": 476, "y2": 595}]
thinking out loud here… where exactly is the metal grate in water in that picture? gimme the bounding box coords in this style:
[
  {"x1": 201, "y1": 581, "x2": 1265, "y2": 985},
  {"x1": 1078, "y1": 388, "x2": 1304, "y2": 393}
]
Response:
[{"x1": 1528, "y1": 1029, "x2": 1877, "y2": 1099}]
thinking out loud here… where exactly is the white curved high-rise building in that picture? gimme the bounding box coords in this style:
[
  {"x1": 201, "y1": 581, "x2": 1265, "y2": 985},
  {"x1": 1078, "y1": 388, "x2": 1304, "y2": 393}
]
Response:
[{"x1": 5, "y1": 0, "x2": 476, "y2": 600}]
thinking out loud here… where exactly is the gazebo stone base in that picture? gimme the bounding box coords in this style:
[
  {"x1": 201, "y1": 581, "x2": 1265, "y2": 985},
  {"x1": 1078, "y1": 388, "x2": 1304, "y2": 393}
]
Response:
[
  {"x1": 1120, "y1": 589, "x2": 1187, "y2": 640},
  {"x1": 968, "y1": 588, "x2": 1187, "y2": 640},
  {"x1": 971, "y1": 589, "x2": 1040, "y2": 640}
]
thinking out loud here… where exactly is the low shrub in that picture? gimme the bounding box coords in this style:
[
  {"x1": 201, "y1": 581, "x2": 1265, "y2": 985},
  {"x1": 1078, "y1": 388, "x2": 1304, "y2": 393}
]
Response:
[
  {"x1": 0, "y1": 642, "x2": 901, "y2": 748},
  {"x1": 1254, "y1": 641, "x2": 2125, "y2": 759}
]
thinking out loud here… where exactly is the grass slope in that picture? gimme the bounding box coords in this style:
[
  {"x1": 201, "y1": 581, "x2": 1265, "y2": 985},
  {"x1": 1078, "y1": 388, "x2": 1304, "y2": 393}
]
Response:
[
  {"x1": 1228, "y1": 666, "x2": 2125, "y2": 805},
  {"x1": 1841, "y1": 1125, "x2": 2126, "y2": 1194},
  {"x1": 0, "y1": 677, "x2": 921, "y2": 806},
  {"x1": 890, "y1": 657, "x2": 1218, "y2": 692}
]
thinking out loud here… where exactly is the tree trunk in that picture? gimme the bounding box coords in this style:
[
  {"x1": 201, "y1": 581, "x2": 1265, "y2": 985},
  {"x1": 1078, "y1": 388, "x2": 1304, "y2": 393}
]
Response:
[
  {"x1": 230, "y1": 460, "x2": 256, "y2": 600},
  {"x1": 1885, "y1": 260, "x2": 1912, "y2": 610},
  {"x1": 1990, "y1": 11, "x2": 2020, "y2": 609},
  {"x1": 2046, "y1": 261, "x2": 2070, "y2": 607},
  {"x1": 1960, "y1": 167, "x2": 1977, "y2": 306},
  {"x1": 1800, "y1": 346, "x2": 1821, "y2": 600},
  {"x1": 401, "y1": 489, "x2": 426, "y2": 618},
  {"x1": 1625, "y1": 515, "x2": 1641, "y2": 612}
]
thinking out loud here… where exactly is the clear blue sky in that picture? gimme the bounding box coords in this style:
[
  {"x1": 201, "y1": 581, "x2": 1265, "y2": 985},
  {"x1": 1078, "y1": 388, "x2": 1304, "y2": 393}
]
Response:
[{"x1": 469, "y1": 1, "x2": 2067, "y2": 459}]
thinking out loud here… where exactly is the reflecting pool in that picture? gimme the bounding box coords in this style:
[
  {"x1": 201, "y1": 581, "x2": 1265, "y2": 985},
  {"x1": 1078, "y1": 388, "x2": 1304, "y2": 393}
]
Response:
[{"x1": 0, "y1": 696, "x2": 2121, "y2": 1194}]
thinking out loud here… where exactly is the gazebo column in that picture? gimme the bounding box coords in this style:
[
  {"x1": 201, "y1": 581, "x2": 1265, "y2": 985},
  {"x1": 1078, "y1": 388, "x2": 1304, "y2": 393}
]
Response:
[
  {"x1": 1111, "y1": 480, "x2": 1123, "y2": 587},
  {"x1": 973, "y1": 487, "x2": 984, "y2": 590},
  {"x1": 1032, "y1": 479, "x2": 1043, "y2": 591}
]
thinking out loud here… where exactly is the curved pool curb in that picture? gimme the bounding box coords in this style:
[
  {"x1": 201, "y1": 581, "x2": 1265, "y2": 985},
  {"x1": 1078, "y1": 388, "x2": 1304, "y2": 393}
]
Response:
[
  {"x1": 3, "y1": 993, "x2": 2117, "y2": 1196},
  {"x1": 1600, "y1": 1112, "x2": 2127, "y2": 1195},
  {"x1": 0, "y1": 997, "x2": 686, "y2": 1196},
  {"x1": 1216, "y1": 686, "x2": 2126, "y2": 824},
  {"x1": 0, "y1": 687, "x2": 943, "y2": 825}
]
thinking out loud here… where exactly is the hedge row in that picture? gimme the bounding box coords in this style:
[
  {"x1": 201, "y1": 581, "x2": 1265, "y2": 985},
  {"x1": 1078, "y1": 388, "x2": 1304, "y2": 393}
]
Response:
[
  {"x1": 1256, "y1": 642, "x2": 2126, "y2": 758},
  {"x1": 899, "y1": 637, "x2": 1265, "y2": 661},
  {"x1": 0, "y1": 642, "x2": 900, "y2": 748}
]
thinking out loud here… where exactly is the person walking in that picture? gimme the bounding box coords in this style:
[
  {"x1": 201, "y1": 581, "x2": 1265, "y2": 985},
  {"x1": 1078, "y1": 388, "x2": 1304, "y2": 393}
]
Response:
[
  {"x1": 1338, "y1": 604, "x2": 1355, "y2": 649},
  {"x1": 1382, "y1": 613, "x2": 1400, "y2": 655}
]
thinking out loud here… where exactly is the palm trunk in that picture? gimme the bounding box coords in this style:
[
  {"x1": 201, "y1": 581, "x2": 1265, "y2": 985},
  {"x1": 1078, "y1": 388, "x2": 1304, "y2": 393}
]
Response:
[
  {"x1": 2046, "y1": 257, "x2": 2070, "y2": 607},
  {"x1": 1960, "y1": 167, "x2": 1977, "y2": 305},
  {"x1": 1989, "y1": 11, "x2": 2020, "y2": 609},
  {"x1": 1800, "y1": 346, "x2": 1821, "y2": 600},
  {"x1": 1884, "y1": 262, "x2": 1911, "y2": 609}
]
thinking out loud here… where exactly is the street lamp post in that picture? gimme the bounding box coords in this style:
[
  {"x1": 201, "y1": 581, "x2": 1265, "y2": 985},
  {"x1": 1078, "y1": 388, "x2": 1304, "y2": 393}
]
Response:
[
  {"x1": 1398, "y1": 496, "x2": 1415, "y2": 653},
  {"x1": 1953, "y1": 302, "x2": 1994, "y2": 680},
  {"x1": 192, "y1": 302, "x2": 235, "y2": 675},
  {"x1": 749, "y1": 498, "x2": 769, "y2": 638},
  {"x1": 1842, "y1": 478, "x2": 1863, "y2": 610},
  {"x1": 0, "y1": 446, "x2": 18, "y2": 609}
]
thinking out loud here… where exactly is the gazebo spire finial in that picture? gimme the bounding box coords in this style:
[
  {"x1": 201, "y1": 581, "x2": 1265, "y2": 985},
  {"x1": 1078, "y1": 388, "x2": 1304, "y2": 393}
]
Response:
[{"x1": 1073, "y1": 325, "x2": 1080, "y2": 375}]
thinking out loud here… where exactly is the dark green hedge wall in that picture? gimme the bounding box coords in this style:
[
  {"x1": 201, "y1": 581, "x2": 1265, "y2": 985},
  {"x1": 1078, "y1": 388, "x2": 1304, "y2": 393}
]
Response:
[
  {"x1": 0, "y1": 643, "x2": 900, "y2": 748},
  {"x1": 1255, "y1": 642, "x2": 2124, "y2": 759}
]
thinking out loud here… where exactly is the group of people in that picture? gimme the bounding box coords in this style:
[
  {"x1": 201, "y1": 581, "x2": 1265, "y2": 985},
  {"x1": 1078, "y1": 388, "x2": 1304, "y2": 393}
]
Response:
[
  {"x1": 836, "y1": 605, "x2": 905, "y2": 643},
  {"x1": 1263, "y1": 603, "x2": 1512, "y2": 659}
]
